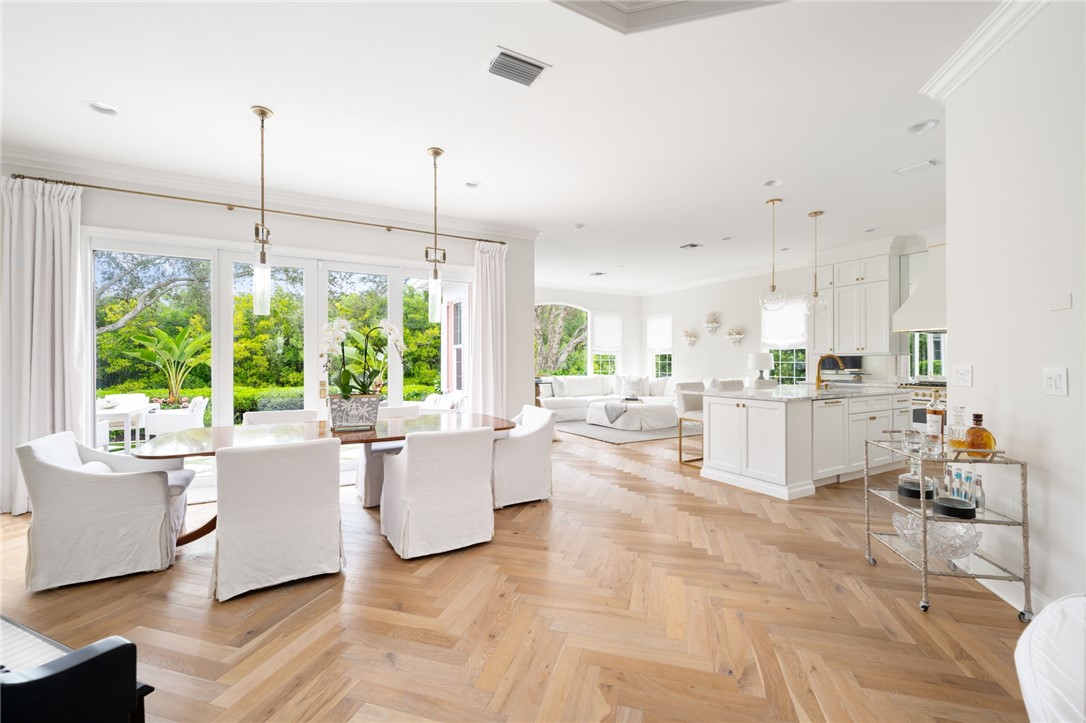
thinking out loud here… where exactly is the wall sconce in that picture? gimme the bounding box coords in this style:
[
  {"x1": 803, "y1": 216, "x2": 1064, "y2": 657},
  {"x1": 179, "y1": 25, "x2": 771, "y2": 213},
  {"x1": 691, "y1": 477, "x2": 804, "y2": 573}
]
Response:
[
  {"x1": 725, "y1": 326, "x2": 745, "y2": 345},
  {"x1": 703, "y1": 312, "x2": 721, "y2": 335},
  {"x1": 682, "y1": 328, "x2": 700, "y2": 347}
]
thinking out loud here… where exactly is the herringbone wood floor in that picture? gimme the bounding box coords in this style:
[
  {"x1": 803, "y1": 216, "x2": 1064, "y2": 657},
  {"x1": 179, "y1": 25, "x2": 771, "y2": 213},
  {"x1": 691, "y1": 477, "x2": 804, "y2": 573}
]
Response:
[{"x1": 2, "y1": 432, "x2": 1028, "y2": 722}]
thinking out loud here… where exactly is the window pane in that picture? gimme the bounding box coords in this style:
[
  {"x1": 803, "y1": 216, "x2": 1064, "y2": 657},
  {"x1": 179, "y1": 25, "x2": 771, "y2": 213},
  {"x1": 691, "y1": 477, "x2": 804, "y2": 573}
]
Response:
[
  {"x1": 94, "y1": 250, "x2": 212, "y2": 441},
  {"x1": 233, "y1": 262, "x2": 304, "y2": 422},
  {"x1": 593, "y1": 354, "x2": 616, "y2": 375},
  {"x1": 328, "y1": 270, "x2": 389, "y2": 398},
  {"x1": 534, "y1": 304, "x2": 588, "y2": 376}
]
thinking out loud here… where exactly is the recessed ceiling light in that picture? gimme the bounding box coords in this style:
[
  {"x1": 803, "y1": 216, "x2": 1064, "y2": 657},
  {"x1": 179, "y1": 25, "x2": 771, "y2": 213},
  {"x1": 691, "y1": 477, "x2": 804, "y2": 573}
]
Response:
[
  {"x1": 589, "y1": 271, "x2": 606, "y2": 276},
  {"x1": 763, "y1": 179, "x2": 784, "y2": 187},
  {"x1": 865, "y1": 227, "x2": 881, "y2": 233},
  {"x1": 86, "y1": 101, "x2": 118, "y2": 116},
  {"x1": 721, "y1": 236, "x2": 733, "y2": 241},
  {"x1": 907, "y1": 119, "x2": 940, "y2": 134},
  {"x1": 464, "y1": 181, "x2": 480, "y2": 189},
  {"x1": 573, "y1": 223, "x2": 585, "y2": 231},
  {"x1": 679, "y1": 243, "x2": 704, "y2": 249},
  {"x1": 780, "y1": 247, "x2": 791, "y2": 252}
]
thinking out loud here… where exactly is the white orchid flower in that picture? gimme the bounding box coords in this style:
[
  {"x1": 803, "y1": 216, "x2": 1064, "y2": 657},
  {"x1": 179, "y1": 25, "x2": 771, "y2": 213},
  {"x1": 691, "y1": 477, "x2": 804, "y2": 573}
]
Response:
[
  {"x1": 333, "y1": 318, "x2": 352, "y2": 332},
  {"x1": 321, "y1": 322, "x2": 332, "y2": 336},
  {"x1": 332, "y1": 330, "x2": 347, "y2": 344}
]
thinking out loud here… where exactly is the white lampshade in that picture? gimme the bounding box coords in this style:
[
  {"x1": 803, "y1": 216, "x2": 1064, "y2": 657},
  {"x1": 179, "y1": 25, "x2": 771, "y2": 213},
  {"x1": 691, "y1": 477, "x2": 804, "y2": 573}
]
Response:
[
  {"x1": 428, "y1": 274, "x2": 442, "y2": 323},
  {"x1": 253, "y1": 260, "x2": 271, "y2": 316},
  {"x1": 748, "y1": 352, "x2": 774, "y2": 371}
]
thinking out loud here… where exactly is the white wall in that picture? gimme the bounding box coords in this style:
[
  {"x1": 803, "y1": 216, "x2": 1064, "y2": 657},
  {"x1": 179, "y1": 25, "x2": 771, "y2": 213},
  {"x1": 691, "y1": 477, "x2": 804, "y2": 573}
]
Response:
[
  {"x1": 641, "y1": 267, "x2": 810, "y2": 382},
  {"x1": 534, "y1": 287, "x2": 643, "y2": 374},
  {"x1": 943, "y1": 1, "x2": 1085, "y2": 606},
  {"x1": 2, "y1": 160, "x2": 537, "y2": 419}
]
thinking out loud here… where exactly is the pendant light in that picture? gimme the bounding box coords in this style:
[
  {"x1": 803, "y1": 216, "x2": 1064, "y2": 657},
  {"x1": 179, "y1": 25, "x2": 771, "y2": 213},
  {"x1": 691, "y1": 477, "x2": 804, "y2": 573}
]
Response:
[
  {"x1": 804, "y1": 210, "x2": 828, "y2": 315},
  {"x1": 759, "y1": 198, "x2": 787, "y2": 311},
  {"x1": 251, "y1": 105, "x2": 273, "y2": 316},
  {"x1": 426, "y1": 147, "x2": 446, "y2": 323}
]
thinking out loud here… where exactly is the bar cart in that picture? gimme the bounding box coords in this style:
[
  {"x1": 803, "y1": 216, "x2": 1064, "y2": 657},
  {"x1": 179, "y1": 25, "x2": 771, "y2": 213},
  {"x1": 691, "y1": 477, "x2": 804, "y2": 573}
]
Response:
[{"x1": 863, "y1": 433, "x2": 1032, "y2": 622}]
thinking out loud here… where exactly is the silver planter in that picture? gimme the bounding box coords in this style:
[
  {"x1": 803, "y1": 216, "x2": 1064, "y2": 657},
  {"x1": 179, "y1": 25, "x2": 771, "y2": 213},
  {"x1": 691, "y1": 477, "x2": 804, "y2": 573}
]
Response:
[{"x1": 328, "y1": 394, "x2": 380, "y2": 431}]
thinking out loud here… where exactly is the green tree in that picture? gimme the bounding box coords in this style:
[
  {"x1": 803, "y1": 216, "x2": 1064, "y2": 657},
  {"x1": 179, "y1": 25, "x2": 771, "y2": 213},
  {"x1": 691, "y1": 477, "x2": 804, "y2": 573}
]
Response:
[{"x1": 534, "y1": 304, "x2": 587, "y2": 375}]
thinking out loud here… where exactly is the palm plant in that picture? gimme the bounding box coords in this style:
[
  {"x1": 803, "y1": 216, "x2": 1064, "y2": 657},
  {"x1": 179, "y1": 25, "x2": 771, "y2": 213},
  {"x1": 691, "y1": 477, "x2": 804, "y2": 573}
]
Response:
[{"x1": 124, "y1": 327, "x2": 211, "y2": 404}]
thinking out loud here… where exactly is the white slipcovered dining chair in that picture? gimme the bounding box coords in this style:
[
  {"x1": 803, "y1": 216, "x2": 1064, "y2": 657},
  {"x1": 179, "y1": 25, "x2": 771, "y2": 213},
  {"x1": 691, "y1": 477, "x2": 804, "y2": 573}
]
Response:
[
  {"x1": 241, "y1": 409, "x2": 319, "y2": 425},
  {"x1": 492, "y1": 405, "x2": 556, "y2": 509},
  {"x1": 144, "y1": 396, "x2": 208, "y2": 438},
  {"x1": 210, "y1": 438, "x2": 343, "y2": 601},
  {"x1": 380, "y1": 427, "x2": 494, "y2": 559},
  {"x1": 355, "y1": 405, "x2": 421, "y2": 507},
  {"x1": 14, "y1": 431, "x2": 193, "y2": 592}
]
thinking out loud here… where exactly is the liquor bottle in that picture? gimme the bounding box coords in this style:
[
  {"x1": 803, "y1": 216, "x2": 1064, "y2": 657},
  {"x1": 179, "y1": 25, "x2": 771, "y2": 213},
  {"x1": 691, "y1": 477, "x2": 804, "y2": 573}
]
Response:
[
  {"x1": 947, "y1": 405, "x2": 969, "y2": 450},
  {"x1": 965, "y1": 413, "x2": 996, "y2": 459},
  {"x1": 924, "y1": 391, "x2": 946, "y2": 455}
]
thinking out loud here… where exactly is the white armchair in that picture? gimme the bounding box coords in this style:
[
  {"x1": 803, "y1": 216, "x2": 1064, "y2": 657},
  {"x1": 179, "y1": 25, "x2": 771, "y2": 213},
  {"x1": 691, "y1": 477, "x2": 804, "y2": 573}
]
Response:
[
  {"x1": 145, "y1": 396, "x2": 208, "y2": 438},
  {"x1": 210, "y1": 438, "x2": 343, "y2": 601},
  {"x1": 380, "y1": 428, "x2": 494, "y2": 559},
  {"x1": 492, "y1": 405, "x2": 555, "y2": 509},
  {"x1": 14, "y1": 431, "x2": 193, "y2": 592},
  {"x1": 242, "y1": 409, "x2": 319, "y2": 425}
]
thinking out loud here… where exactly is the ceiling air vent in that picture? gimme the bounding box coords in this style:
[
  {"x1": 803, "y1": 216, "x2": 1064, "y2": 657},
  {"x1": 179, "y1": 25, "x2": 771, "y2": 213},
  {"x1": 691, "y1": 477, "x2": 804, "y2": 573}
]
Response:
[{"x1": 487, "y1": 47, "x2": 549, "y2": 87}]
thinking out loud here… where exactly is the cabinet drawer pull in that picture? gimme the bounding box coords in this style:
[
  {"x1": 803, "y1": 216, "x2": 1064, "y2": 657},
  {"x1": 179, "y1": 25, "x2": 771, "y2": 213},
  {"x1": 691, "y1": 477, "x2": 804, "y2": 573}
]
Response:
[
  {"x1": 869, "y1": 416, "x2": 877, "y2": 421},
  {"x1": 823, "y1": 400, "x2": 842, "y2": 405}
]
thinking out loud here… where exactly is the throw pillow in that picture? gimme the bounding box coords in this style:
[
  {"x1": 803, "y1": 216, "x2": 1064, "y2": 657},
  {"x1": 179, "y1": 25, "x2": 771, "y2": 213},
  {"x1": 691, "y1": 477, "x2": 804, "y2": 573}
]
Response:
[
  {"x1": 703, "y1": 377, "x2": 718, "y2": 390},
  {"x1": 621, "y1": 375, "x2": 646, "y2": 397},
  {"x1": 551, "y1": 377, "x2": 567, "y2": 397}
]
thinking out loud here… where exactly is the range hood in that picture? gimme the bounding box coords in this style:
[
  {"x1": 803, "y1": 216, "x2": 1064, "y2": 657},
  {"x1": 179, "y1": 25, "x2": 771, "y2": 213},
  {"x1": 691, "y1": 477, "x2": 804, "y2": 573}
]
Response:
[{"x1": 893, "y1": 244, "x2": 946, "y2": 332}]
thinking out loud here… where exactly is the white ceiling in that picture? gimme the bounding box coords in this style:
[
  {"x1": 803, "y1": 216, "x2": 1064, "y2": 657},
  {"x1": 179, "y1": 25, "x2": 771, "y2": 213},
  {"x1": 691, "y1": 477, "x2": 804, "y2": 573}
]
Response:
[{"x1": 1, "y1": 1, "x2": 994, "y2": 294}]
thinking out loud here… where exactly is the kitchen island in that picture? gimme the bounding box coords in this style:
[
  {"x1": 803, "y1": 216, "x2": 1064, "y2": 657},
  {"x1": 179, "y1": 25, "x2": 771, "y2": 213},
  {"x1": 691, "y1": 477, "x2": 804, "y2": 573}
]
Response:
[{"x1": 701, "y1": 385, "x2": 908, "y2": 500}]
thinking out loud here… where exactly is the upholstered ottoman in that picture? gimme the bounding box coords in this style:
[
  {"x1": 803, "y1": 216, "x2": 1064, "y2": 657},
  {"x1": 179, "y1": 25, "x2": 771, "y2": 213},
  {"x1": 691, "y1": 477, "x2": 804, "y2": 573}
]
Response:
[{"x1": 585, "y1": 400, "x2": 677, "y2": 431}]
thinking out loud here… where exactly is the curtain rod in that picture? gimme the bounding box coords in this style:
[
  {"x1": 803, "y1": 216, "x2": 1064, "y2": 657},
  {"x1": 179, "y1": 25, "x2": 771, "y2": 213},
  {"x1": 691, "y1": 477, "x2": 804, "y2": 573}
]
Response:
[{"x1": 9, "y1": 173, "x2": 507, "y2": 246}]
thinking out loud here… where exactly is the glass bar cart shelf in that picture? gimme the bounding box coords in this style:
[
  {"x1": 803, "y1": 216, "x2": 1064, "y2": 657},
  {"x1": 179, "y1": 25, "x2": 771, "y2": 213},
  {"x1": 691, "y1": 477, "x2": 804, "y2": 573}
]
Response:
[{"x1": 863, "y1": 434, "x2": 1032, "y2": 621}]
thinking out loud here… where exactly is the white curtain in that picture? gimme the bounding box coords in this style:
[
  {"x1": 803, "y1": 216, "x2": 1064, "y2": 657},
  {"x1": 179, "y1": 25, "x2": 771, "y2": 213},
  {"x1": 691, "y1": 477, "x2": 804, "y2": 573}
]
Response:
[
  {"x1": 1, "y1": 179, "x2": 89, "y2": 514},
  {"x1": 591, "y1": 312, "x2": 622, "y2": 353},
  {"x1": 761, "y1": 297, "x2": 807, "y2": 348},
  {"x1": 469, "y1": 242, "x2": 507, "y2": 418}
]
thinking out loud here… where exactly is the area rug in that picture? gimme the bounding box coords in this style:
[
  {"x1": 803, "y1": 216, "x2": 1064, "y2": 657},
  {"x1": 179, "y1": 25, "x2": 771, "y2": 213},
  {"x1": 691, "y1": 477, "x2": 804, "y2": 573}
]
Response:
[{"x1": 556, "y1": 420, "x2": 699, "y2": 445}]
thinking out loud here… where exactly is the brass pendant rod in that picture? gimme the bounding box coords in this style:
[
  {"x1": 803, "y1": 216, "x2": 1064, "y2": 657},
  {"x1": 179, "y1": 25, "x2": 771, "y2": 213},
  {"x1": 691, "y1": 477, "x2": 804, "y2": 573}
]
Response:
[
  {"x1": 809, "y1": 210, "x2": 824, "y2": 294},
  {"x1": 259, "y1": 115, "x2": 266, "y2": 230},
  {"x1": 8, "y1": 172, "x2": 507, "y2": 245}
]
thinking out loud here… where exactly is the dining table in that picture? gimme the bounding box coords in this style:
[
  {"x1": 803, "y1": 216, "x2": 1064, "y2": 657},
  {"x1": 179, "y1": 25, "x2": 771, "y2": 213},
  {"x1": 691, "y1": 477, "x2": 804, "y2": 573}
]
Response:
[
  {"x1": 96, "y1": 399, "x2": 158, "y2": 453},
  {"x1": 132, "y1": 413, "x2": 517, "y2": 545}
]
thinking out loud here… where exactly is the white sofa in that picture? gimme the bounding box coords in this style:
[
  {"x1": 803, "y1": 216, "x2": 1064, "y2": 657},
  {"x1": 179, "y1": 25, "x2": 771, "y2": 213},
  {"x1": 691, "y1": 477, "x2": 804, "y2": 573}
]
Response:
[{"x1": 539, "y1": 375, "x2": 676, "y2": 422}]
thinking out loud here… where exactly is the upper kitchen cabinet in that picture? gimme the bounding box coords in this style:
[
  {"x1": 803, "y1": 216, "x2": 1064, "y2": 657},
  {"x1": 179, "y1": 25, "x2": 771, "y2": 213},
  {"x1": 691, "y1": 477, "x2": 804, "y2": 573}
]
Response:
[
  {"x1": 810, "y1": 253, "x2": 900, "y2": 355},
  {"x1": 833, "y1": 256, "x2": 890, "y2": 287}
]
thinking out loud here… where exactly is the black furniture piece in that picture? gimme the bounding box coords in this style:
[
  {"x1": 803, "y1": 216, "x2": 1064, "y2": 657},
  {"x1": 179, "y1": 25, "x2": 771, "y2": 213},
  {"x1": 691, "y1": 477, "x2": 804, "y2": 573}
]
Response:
[{"x1": 0, "y1": 615, "x2": 153, "y2": 722}]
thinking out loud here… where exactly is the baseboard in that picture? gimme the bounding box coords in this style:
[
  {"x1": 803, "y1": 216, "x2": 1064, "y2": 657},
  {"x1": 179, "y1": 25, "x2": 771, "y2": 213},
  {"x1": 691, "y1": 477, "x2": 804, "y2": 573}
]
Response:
[
  {"x1": 980, "y1": 579, "x2": 1050, "y2": 618},
  {"x1": 700, "y1": 466, "x2": 815, "y2": 500}
]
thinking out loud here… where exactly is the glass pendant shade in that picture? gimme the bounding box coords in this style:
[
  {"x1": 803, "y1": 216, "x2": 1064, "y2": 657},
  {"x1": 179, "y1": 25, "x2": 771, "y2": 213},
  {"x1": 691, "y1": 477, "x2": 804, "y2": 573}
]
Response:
[
  {"x1": 428, "y1": 272, "x2": 442, "y2": 323},
  {"x1": 760, "y1": 198, "x2": 785, "y2": 311},
  {"x1": 253, "y1": 250, "x2": 271, "y2": 317},
  {"x1": 803, "y1": 290, "x2": 827, "y2": 315},
  {"x1": 760, "y1": 288, "x2": 787, "y2": 312}
]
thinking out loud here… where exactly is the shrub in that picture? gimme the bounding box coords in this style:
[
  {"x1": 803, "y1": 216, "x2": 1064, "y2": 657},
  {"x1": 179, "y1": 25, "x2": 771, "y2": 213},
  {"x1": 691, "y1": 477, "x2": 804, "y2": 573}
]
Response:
[
  {"x1": 98, "y1": 384, "x2": 304, "y2": 425},
  {"x1": 403, "y1": 384, "x2": 435, "y2": 401}
]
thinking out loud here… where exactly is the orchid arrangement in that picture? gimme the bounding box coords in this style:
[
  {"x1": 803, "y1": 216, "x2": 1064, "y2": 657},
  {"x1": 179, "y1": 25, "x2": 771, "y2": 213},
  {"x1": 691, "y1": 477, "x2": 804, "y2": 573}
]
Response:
[{"x1": 320, "y1": 318, "x2": 406, "y2": 400}]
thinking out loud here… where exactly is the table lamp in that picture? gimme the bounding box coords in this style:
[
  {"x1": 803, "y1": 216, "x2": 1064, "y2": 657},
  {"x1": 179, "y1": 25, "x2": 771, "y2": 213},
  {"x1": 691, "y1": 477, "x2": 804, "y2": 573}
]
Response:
[{"x1": 748, "y1": 352, "x2": 776, "y2": 389}]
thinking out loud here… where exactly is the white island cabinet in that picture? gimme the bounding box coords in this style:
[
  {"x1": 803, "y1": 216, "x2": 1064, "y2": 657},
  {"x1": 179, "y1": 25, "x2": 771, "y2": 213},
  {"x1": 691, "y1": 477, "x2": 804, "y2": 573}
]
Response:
[
  {"x1": 702, "y1": 386, "x2": 906, "y2": 500},
  {"x1": 702, "y1": 394, "x2": 814, "y2": 500}
]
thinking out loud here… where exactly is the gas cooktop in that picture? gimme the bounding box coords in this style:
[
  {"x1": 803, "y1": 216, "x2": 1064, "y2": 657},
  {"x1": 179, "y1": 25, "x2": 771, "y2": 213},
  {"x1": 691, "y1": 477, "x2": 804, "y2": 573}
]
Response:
[{"x1": 898, "y1": 381, "x2": 947, "y2": 388}]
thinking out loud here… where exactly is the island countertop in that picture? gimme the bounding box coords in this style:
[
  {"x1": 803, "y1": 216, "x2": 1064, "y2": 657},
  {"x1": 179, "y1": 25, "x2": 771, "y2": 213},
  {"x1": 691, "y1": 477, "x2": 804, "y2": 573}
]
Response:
[{"x1": 702, "y1": 385, "x2": 900, "y2": 403}]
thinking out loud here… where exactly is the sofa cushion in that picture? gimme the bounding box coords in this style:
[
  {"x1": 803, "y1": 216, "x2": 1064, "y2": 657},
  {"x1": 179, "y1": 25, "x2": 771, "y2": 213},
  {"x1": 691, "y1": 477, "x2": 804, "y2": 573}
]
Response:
[
  {"x1": 563, "y1": 375, "x2": 605, "y2": 397},
  {"x1": 649, "y1": 376, "x2": 669, "y2": 397},
  {"x1": 664, "y1": 376, "x2": 677, "y2": 397},
  {"x1": 551, "y1": 377, "x2": 567, "y2": 397},
  {"x1": 541, "y1": 397, "x2": 593, "y2": 410}
]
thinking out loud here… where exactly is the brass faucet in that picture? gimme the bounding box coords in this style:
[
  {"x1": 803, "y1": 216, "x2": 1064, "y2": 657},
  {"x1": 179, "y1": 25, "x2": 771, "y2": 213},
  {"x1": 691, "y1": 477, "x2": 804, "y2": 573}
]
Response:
[{"x1": 815, "y1": 354, "x2": 845, "y2": 390}]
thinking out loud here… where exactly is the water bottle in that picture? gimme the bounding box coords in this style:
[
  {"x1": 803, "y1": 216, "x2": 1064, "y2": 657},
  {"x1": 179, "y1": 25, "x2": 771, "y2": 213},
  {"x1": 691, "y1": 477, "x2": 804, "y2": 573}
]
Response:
[
  {"x1": 974, "y1": 474, "x2": 985, "y2": 513},
  {"x1": 963, "y1": 469, "x2": 974, "y2": 503}
]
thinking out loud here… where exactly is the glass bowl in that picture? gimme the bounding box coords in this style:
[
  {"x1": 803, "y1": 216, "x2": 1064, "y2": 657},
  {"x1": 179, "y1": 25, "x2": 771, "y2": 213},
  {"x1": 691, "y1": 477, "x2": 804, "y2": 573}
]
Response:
[{"x1": 892, "y1": 512, "x2": 982, "y2": 560}]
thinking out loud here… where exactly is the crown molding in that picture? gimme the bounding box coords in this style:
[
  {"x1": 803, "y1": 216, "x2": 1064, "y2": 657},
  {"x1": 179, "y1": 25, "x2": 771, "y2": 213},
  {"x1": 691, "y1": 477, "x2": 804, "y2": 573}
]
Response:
[
  {"x1": 1, "y1": 147, "x2": 540, "y2": 244},
  {"x1": 921, "y1": 0, "x2": 1050, "y2": 102}
]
